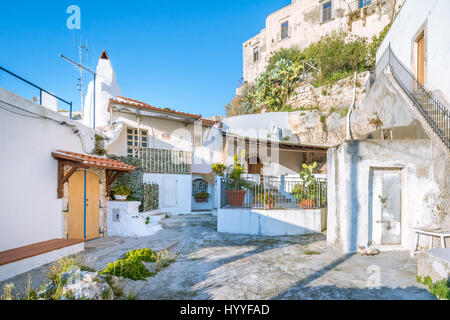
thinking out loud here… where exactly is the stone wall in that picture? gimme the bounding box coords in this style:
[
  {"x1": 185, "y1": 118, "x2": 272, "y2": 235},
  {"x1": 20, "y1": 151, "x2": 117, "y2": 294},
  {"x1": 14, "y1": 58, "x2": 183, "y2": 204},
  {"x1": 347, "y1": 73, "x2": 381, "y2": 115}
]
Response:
[{"x1": 288, "y1": 72, "x2": 369, "y2": 112}]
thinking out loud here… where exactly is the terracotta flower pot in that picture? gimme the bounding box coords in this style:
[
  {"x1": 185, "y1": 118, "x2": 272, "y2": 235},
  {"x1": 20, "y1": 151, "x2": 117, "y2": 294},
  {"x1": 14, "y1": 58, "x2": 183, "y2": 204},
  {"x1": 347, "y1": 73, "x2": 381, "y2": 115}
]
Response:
[
  {"x1": 265, "y1": 202, "x2": 275, "y2": 209},
  {"x1": 225, "y1": 190, "x2": 247, "y2": 207},
  {"x1": 114, "y1": 195, "x2": 127, "y2": 201},
  {"x1": 195, "y1": 198, "x2": 208, "y2": 203},
  {"x1": 299, "y1": 199, "x2": 315, "y2": 209}
]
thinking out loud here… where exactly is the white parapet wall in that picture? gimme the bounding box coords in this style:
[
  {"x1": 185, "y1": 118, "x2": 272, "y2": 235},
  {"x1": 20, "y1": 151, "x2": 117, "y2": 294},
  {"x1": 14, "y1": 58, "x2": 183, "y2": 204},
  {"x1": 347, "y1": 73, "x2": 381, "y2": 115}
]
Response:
[
  {"x1": 0, "y1": 242, "x2": 84, "y2": 282},
  {"x1": 217, "y1": 208, "x2": 327, "y2": 236},
  {"x1": 106, "y1": 201, "x2": 162, "y2": 238}
]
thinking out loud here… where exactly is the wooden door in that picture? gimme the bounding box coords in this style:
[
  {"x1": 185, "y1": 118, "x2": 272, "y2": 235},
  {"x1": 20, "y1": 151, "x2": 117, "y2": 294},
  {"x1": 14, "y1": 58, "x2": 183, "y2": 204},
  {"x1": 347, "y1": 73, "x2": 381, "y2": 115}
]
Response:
[
  {"x1": 68, "y1": 171, "x2": 85, "y2": 239},
  {"x1": 68, "y1": 171, "x2": 100, "y2": 240},
  {"x1": 85, "y1": 171, "x2": 100, "y2": 240},
  {"x1": 417, "y1": 34, "x2": 425, "y2": 85}
]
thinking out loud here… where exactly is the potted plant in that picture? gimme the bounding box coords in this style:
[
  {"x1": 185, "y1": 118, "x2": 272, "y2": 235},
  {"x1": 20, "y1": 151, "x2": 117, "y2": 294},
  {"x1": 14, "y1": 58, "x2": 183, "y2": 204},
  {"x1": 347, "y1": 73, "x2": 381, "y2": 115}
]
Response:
[
  {"x1": 292, "y1": 162, "x2": 318, "y2": 208},
  {"x1": 221, "y1": 153, "x2": 249, "y2": 207},
  {"x1": 194, "y1": 192, "x2": 210, "y2": 203},
  {"x1": 111, "y1": 185, "x2": 132, "y2": 201},
  {"x1": 211, "y1": 163, "x2": 226, "y2": 176},
  {"x1": 257, "y1": 191, "x2": 276, "y2": 209}
]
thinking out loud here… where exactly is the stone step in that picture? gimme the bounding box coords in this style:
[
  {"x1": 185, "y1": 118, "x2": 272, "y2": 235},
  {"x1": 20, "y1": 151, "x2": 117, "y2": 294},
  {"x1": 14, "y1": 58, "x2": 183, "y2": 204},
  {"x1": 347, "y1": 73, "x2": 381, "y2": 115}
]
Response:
[{"x1": 159, "y1": 214, "x2": 217, "y2": 229}]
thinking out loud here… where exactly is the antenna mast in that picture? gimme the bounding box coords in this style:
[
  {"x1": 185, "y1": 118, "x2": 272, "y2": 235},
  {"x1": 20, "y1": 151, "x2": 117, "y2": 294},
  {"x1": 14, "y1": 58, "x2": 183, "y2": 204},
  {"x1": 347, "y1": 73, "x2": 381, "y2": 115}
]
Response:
[
  {"x1": 78, "y1": 41, "x2": 89, "y2": 115},
  {"x1": 60, "y1": 53, "x2": 97, "y2": 129}
]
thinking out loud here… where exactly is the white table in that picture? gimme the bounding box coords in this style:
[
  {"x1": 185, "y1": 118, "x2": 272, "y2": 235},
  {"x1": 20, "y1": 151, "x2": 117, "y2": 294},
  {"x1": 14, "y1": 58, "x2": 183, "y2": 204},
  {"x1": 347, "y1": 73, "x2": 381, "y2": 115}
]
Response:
[{"x1": 411, "y1": 227, "x2": 450, "y2": 257}]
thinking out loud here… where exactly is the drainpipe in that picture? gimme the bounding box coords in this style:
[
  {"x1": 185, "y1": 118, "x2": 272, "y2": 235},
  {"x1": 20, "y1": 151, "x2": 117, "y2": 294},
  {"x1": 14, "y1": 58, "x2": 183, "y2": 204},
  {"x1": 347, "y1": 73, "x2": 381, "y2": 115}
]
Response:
[{"x1": 346, "y1": 71, "x2": 358, "y2": 140}]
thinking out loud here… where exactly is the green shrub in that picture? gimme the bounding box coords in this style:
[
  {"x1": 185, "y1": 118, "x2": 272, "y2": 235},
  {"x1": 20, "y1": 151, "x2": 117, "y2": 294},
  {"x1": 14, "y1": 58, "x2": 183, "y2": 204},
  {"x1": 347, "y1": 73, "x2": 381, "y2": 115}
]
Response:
[
  {"x1": 111, "y1": 185, "x2": 132, "y2": 196},
  {"x1": 419, "y1": 276, "x2": 450, "y2": 300},
  {"x1": 254, "y1": 58, "x2": 301, "y2": 112},
  {"x1": 266, "y1": 46, "x2": 304, "y2": 71},
  {"x1": 194, "y1": 192, "x2": 210, "y2": 200},
  {"x1": 100, "y1": 257, "x2": 153, "y2": 281},
  {"x1": 100, "y1": 248, "x2": 176, "y2": 281},
  {"x1": 143, "y1": 183, "x2": 159, "y2": 211},
  {"x1": 124, "y1": 248, "x2": 158, "y2": 262},
  {"x1": 225, "y1": 83, "x2": 259, "y2": 116},
  {"x1": 212, "y1": 163, "x2": 226, "y2": 176}
]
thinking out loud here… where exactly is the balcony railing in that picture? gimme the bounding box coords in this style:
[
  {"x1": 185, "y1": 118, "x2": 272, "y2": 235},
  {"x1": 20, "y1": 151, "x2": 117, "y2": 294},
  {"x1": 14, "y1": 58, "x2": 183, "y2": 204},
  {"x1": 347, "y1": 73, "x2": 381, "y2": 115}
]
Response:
[
  {"x1": 138, "y1": 148, "x2": 192, "y2": 174},
  {"x1": 0, "y1": 66, "x2": 73, "y2": 118},
  {"x1": 221, "y1": 175, "x2": 327, "y2": 209}
]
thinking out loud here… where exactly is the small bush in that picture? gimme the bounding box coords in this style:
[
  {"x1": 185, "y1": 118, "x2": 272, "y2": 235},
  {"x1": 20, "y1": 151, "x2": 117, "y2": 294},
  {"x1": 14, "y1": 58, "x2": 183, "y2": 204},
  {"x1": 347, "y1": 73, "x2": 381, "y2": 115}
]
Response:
[
  {"x1": 100, "y1": 248, "x2": 176, "y2": 281},
  {"x1": 419, "y1": 276, "x2": 450, "y2": 300},
  {"x1": 100, "y1": 257, "x2": 153, "y2": 281},
  {"x1": 124, "y1": 248, "x2": 158, "y2": 262}
]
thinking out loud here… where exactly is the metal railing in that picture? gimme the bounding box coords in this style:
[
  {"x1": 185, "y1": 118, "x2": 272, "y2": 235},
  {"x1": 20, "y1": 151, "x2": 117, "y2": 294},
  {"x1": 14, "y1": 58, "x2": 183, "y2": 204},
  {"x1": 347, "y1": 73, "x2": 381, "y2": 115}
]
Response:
[
  {"x1": 138, "y1": 148, "x2": 192, "y2": 174},
  {"x1": 374, "y1": 45, "x2": 450, "y2": 150},
  {"x1": 221, "y1": 175, "x2": 327, "y2": 209},
  {"x1": 0, "y1": 66, "x2": 73, "y2": 118},
  {"x1": 299, "y1": 60, "x2": 320, "y2": 83}
]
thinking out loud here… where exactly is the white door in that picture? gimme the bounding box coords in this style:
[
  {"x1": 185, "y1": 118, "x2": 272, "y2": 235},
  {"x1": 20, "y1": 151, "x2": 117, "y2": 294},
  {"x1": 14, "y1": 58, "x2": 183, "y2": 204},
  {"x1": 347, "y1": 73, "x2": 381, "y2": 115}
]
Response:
[
  {"x1": 162, "y1": 177, "x2": 178, "y2": 208},
  {"x1": 371, "y1": 169, "x2": 402, "y2": 245}
]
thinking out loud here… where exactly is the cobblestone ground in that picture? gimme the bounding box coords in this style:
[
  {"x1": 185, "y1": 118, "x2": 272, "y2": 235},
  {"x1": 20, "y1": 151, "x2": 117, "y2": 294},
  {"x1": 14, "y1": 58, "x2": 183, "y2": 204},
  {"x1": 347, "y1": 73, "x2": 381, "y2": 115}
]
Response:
[{"x1": 2, "y1": 226, "x2": 435, "y2": 300}]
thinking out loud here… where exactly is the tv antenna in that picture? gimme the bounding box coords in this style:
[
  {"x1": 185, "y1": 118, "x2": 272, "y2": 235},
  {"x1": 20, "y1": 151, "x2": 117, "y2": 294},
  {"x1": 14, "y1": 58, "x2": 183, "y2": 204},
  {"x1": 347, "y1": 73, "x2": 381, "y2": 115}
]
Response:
[
  {"x1": 77, "y1": 41, "x2": 89, "y2": 114},
  {"x1": 60, "y1": 53, "x2": 97, "y2": 129}
]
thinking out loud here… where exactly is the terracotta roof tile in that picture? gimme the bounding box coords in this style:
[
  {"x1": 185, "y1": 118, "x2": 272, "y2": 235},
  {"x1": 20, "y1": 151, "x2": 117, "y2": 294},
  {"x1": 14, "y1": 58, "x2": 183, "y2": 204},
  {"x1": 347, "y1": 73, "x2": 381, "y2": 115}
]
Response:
[
  {"x1": 111, "y1": 96, "x2": 202, "y2": 119},
  {"x1": 110, "y1": 96, "x2": 217, "y2": 126},
  {"x1": 52, "y1": 150, "x2": 136, "y2": 172}
]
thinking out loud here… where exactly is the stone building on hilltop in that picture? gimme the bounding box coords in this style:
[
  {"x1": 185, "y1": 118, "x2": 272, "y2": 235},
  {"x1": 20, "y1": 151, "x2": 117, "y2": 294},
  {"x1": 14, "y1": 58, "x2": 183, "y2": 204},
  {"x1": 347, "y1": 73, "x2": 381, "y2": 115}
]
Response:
[{"x1": 242, "y1": 0, "x2": 405, "y2": 84}]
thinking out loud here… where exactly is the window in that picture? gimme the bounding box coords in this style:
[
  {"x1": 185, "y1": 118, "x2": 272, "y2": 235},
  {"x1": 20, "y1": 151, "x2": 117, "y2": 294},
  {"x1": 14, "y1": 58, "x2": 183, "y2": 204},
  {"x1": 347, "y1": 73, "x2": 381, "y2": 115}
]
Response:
[
  {"x1": 281, "y1": 21, "x2": 289, "y2": 40},
  {"x1": 253, "y1": 46, "x2": 260, "y2": 63},
  {"x1": 322, "y1": 1, "x2": 332, "y2": 23},
  {"x1": 192, "y1": 179, "x2": 208, "y2": 195},
  {"x1": 359, "y1": 0, "x2": 372, "y2": 9},
  {"x1": 127, "y1": 128, "x2": 149, "y2": 157}
]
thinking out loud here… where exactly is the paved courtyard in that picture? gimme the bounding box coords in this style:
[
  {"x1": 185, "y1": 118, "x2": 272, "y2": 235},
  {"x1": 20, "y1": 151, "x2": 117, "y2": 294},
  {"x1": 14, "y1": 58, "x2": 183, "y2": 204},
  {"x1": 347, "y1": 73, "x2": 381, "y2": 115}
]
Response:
[{"x1": 2, "y1": 226, "x2": 435, "y2": 300}]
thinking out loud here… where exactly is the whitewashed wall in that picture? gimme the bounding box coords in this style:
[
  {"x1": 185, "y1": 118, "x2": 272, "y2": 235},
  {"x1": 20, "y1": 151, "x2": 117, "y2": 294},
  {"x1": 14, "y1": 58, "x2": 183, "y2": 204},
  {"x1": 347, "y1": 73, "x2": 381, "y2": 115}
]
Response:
[
  {"x1": 108, "y1": 111, "x2": 194, "y2": 157},
  {"x1": 377, "y1": 0, "x2": 450, "y2": 106},
  {"x1": 327, "y1": 139, "x2": 448, "y2": 253},
  {"x1": 0, "y1": 88, "x2": 95, "y2": 252},
  {"x1": 143, "y1": 173, "x2": 192, "y2": 215}
]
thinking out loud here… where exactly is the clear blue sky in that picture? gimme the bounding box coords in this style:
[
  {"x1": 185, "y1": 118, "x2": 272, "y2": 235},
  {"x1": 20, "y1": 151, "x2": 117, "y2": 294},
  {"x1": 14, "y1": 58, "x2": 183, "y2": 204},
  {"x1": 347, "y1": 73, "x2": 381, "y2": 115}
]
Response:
[{"x1": 0, "y1": 0, "x2": 290, "y2": 117}]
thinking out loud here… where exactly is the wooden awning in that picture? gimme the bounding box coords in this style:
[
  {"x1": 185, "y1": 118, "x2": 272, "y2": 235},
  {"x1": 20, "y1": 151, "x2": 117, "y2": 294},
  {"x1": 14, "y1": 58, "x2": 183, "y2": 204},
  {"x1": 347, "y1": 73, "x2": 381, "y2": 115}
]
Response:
[{"x1": 52, "y1": 150, "x2": 136, "y2": 198}]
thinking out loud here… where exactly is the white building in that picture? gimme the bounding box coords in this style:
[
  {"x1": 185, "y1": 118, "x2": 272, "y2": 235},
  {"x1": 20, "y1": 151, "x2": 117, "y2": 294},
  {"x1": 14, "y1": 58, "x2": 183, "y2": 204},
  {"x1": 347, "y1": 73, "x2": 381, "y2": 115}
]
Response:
[
  {"x1": 106, "y1": 96, "x2": 223, "y2": 216},
  {"x1": 0, "y1": 85, "x2": 134, "y2": 281}
]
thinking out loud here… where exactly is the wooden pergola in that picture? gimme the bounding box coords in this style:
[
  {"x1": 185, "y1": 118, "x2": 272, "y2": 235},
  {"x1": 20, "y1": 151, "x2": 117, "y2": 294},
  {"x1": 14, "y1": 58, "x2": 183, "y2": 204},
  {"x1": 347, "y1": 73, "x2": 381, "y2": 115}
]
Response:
[{"x1": 51, "y1": 150, "x2": 136, "y2": 199}]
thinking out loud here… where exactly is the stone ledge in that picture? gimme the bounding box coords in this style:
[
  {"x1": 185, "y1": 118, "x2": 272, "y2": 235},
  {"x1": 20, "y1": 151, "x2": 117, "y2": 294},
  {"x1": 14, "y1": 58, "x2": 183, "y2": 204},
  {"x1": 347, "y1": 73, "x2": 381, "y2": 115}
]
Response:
[{"x1": 417, "y1": 248, "x2": 450, "y2": 283}]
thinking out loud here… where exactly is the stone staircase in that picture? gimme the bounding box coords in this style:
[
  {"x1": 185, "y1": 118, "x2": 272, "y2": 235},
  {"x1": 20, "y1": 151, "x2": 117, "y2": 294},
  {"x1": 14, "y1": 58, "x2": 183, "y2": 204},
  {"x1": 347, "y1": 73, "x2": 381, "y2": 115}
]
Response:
[
  {"x1": 375, "y1": 46, "x2": 450, "y2": 152},
  {"x1": 159, "y1": 214, "x2": 217, "y2": 229},
  {"x1": 412, "y1": 89, "x2": 449, "y2": 137}
]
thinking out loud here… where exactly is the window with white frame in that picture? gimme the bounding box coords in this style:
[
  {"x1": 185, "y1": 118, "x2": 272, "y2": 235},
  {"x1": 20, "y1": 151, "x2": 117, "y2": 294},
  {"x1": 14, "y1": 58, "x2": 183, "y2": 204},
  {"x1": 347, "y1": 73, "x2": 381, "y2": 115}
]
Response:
[
  {"x1": 321, "y1": 1, "x2": 333, "y2": 23},
  {"x1": 127, "y1": 128, "x2": 149, "y2": 157},
  {"x1": 281, "y1": 21, "x2": 289, "y2": 40}
]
